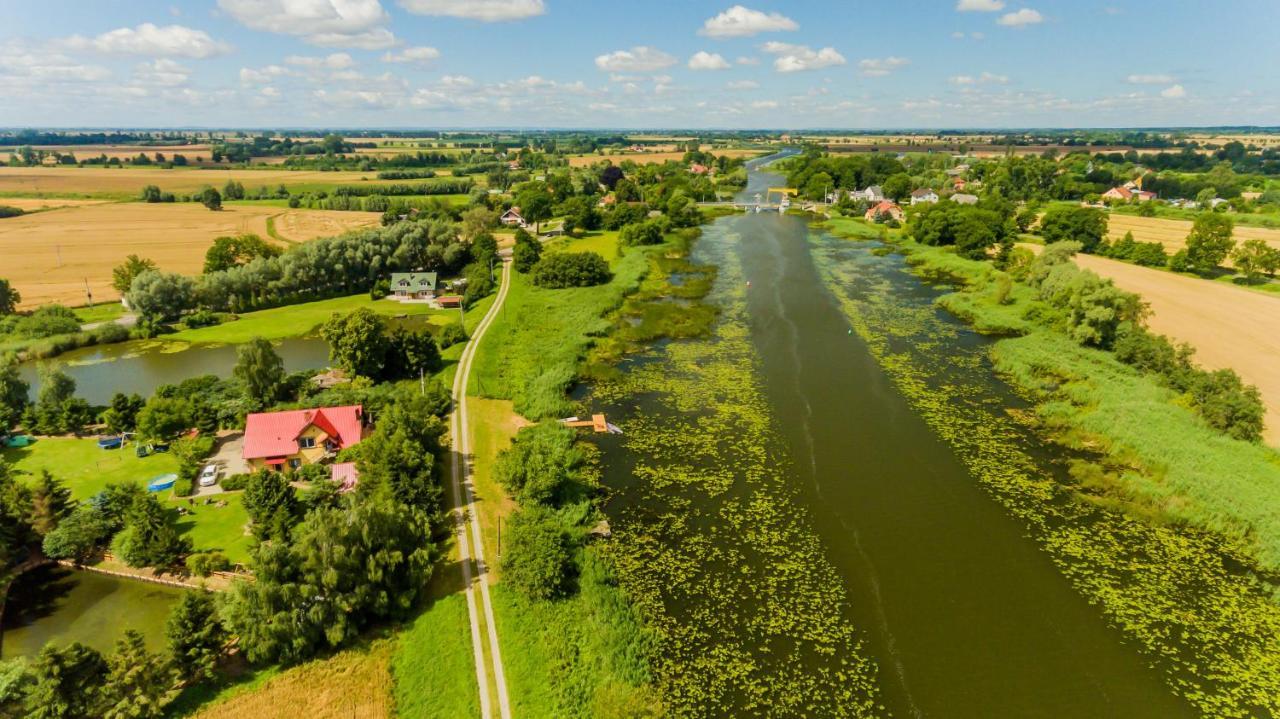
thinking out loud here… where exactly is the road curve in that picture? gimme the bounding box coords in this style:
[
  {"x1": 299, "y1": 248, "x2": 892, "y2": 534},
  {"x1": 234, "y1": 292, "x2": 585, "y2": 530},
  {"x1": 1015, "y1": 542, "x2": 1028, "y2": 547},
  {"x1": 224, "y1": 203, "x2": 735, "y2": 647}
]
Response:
[{"x1": 448, "y1": 258, "x2": 514, "y2": 719}]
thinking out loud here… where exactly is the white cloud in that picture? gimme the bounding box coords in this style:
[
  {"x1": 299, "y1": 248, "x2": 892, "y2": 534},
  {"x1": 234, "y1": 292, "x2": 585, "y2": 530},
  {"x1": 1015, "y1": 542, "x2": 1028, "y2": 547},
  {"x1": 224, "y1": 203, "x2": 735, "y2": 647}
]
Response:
[
  {"x1": 699, "y1": 5, "x2": 798, "y2": 38},
  {"x1": 240, "y1": 64, "x2": 294, "y2": 84},
  {"x1": 997, "y1": 8, "x2": 1043, "y2": 27},
  {"x1": 398, "y1": 0, "x2": 544, "y2": 21},
  {"x1": 858, "y1": 56, "x2": 909, "y2": 77},
  {"x1": 0, "y1": 45, "x2": 111, "y2": 82},
  {"x1": 1127, "y1": 73, "x2": 1174, "y2": 85},
  {"x1": 132, "y1": 58, "x2": 190, "y2": 86},
  {"x1": 726, "y1": 79, "x2": 758, "y2": 90},
  {"x1": 260, "y1": 86, "x2": 280, "y2": 97},
  {"x1": 751, "y1": 100, "x2": 778, "y2": 109},
  {"x1": 382, "y1": 46, "x2": 441, "y2": 64},
  {"x1": 952, "y1": 70, "x2": 1007, "y2": 84},
  {"x1": 1161, "y1": 84, "x2": 1186, "y2": 99},
  {"x1": 594, "y1": 46, "x2": 676, "y2": 72},
  {"x1": 736, "y1": 56, "x2": 760, "y2": 66},
  {"x1": 66, "y1": 23, "x2": 230, "y2": 58},
  {"x1": 688, "y1": 51, "x2": 731, "y2": 71},
  {"x1": 286, "y1": 53, "x2": 357, "y2": 70},
  {"x1": 762, "y1": 42, "x2": 846, "y2": 73},
  {"x1": 956, "y1": 0, "x2": 1004, "y2": 10},
  {"x1": 440, "y1": 74, "x2": 474, "y2": 87},
  {"x1": 217, "y1": 0, "x2": 393, "y2": 47}
]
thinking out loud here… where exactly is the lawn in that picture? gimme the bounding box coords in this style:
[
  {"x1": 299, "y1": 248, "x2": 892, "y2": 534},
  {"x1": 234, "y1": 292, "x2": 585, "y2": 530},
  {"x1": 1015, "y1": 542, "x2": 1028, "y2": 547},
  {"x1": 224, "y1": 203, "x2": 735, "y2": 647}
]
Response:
[
  {"x1": 465, "y1": 398, "x2": 522, "y2": 574},
  {"x1": 1, "y1": 436, "x2": 253, "y2": 564},
  {"x1": 72, "y1": 302, "x2": 127, "y2": 325},
  {"x1": 165, "y1": 293, "x2": 455, "y2": 345},
  {"x1": 547, "y1": 230, "x2": 621, "y2": 262}
]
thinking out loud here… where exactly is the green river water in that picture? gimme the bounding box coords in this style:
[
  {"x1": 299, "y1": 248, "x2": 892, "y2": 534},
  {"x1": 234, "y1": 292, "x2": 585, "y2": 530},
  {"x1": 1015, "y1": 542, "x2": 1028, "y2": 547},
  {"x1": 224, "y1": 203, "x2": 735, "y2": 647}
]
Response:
[{"x1": 589, "y1": 158, "x2": 1238, "y2": 717}]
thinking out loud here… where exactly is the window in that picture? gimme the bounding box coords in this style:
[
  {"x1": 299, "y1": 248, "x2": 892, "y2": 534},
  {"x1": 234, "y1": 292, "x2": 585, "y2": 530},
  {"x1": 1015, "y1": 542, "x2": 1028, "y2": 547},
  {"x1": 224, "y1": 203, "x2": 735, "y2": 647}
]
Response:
[
  {"x1": 299, "y1": 437, "x2": 316, "y2": 449},
  {"x1": 289, "y1": 458, "x2": 302, "y2": 470}
]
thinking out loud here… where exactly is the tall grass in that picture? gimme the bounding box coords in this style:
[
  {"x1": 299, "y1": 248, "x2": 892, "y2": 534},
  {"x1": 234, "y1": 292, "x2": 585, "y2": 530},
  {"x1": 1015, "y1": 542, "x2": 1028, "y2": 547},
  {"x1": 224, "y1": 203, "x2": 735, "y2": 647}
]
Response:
[
  {"x1": 993, "y1": 330, "x2": 1280, "y2": 570},
  {"x1": 392, "y1": 595, "x2": 480, "y2": 719},
  {"x1": 470, "y1": 245, "x2": 650, "y2": 419}
]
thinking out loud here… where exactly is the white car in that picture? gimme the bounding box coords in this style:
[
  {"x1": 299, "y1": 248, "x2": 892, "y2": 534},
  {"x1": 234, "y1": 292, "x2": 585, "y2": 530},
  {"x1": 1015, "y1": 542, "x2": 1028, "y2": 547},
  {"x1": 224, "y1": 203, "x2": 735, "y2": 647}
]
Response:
[{"x1": 198, "y1": 464, "x2": 220, "y2": 487}]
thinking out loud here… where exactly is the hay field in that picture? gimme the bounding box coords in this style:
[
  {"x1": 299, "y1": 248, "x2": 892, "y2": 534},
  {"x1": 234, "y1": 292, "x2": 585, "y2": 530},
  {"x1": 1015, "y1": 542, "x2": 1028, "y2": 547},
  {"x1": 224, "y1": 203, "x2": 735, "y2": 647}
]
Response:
[
  {"x1": 567, "y1": 148, "x2": 762, "y2": 167},
  {"x1": 0, "y1": 197, "x2": 109, "y2": 211},
  {"x1": 1107, "y1": 214, "x2": 1280, "y2": 262},
  {"x1": 1, "y1": 202, "x2": 379, "y2": 307},
  {"x1": 190, "y1": 641, "x2": 393, "y2": 719},
  {"x1": 0, "y1": 144, "x2": 211, "y2": 161},
  {"x1": 1073, "y1": 253, "x2": 1280, "y2": 446},
  {"x1": 0, "y1": 166, "x2": 383, "y2": 197}
]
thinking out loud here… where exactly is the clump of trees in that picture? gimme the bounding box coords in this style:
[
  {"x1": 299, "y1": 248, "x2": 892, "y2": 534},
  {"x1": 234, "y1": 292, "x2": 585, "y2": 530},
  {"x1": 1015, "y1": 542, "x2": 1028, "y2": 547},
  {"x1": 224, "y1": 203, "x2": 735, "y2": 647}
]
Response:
[
  {"x1": 203, "y1": 234, "x2": 280, "y2": 273},
  {"x1": 512, "y1": 229, "x2": 542, "y2": 273},
  {"x1": 1024, "y1": 241, "x2": 1144, "y2": 349},
  {"x1": 1038, "y1": 206, "x2": 1108, "y2": 253},
  {"x1": 1170, "y1": 213, "x2": 1235, "y2": 275},
  {"x1": 530, "y1": 252, "x2": 611, "y2": 289},
  {"x1": 909, "y1": 201, "x2": 1015, "y2": 260},
  {"x1": 320, "y1": 308, "x2": 441, "y2": 381}
]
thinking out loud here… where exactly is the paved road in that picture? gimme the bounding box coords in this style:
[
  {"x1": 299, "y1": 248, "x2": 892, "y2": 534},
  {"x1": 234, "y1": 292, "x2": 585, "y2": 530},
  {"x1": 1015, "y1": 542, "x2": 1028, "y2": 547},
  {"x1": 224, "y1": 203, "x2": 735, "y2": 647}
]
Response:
[{"x1": 448, "y1": 258, "x2": 513, "y2": 719}]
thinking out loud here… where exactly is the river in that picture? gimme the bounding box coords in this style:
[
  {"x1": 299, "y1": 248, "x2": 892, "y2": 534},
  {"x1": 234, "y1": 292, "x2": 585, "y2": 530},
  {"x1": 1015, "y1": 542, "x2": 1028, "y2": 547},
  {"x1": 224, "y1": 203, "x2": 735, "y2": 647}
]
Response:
[{"x1": 593, "y1": 155, "x2": 1197, "y2": 717}]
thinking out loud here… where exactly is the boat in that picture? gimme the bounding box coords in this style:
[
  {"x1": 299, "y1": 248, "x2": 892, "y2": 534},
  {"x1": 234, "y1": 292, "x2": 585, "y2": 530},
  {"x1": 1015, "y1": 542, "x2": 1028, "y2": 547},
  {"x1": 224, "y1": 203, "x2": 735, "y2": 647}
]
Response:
[{"x1": 147, "y1": 473, "x2": 177, "y2": 492}]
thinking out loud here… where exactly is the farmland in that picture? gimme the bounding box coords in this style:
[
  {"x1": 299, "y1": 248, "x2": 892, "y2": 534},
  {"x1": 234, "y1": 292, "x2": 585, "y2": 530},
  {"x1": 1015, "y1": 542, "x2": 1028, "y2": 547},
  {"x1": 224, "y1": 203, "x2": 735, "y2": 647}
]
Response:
[
  {"x1": 1071, "y1": 251, "x2": 1280, "y2": 446},
  {"x1": 0, "y1": 166, "x2": 388, "y2": 198},
  {"x1": 0, "y1": 202, "x2": 380, "y2": 307},
  {"x1": 0, "y1": 143, "x2": 212, "y2": 161},
  {"x1": 1107, "y1": 213, "x2": 1280, "y2": 257},
  {"x1": 566, "y1": 148, "x2": 763, "y2": 167}
]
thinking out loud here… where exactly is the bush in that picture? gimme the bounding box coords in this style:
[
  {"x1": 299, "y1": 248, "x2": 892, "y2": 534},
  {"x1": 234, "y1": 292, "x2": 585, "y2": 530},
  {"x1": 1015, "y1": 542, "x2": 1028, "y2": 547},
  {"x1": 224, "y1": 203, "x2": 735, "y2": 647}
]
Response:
[
  {"x1": 182, "y1": 309, "x2": 219, "y2": 329},
  {"x1": 437, "y1": 322, "x2": 467, "y2": 348},
  {"x1": 531, "y1": 252, "x2": 611, "y2": 289},
  {"x1": 0, "y1": 205, "x2": 24, "y2": 218},
  {"x1": 173, "y1": 478, "x2": 194, "y2": 497},
  {"x1": 186, "y1": 552, "x2": 231, "y2": 577},
  {"x1": 219, "y1": 472, "x2": 251, "y2": 491},
  {"x1": 618, "y1": 219, "x2": 665, "y2": 247},
  {"x1": 501, "y1": 509, "x2": 575, "y2": 600}
]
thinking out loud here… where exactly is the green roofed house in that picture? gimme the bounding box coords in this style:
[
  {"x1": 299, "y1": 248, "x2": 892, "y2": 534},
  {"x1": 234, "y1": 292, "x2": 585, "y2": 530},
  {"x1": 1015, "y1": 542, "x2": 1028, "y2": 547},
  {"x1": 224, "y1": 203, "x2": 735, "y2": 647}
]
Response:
[{"x1": 390, "y1": 272, "x2": 438, "y2": 300}]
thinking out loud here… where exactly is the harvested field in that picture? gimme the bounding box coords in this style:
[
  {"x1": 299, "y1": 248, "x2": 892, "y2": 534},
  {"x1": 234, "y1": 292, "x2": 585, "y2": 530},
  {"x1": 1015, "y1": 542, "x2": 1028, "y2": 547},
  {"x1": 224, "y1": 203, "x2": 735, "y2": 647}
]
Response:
[
  {"x1": 567, "y1": 148, "x2": 762, "y2": 167},
  {"x1": 1072, "y1": 252, "x2": 1280, "y2": 446},
  {"x1": 189, "y1": 641, "x2": 393, "y2": 719},
  {"x1": 0, "y1": 197, "x2": 110, "y2": 211},
  {"x1": 0, "y1": 166, "x2": 383, "y2": 197},
  {"x1": 0, "y1": 202, "x2": 379, "y2": 307},
  {"x1": 1107, "y1": 214, "x2": 1280, "y2": 268},
  {"x1": 0, "y1": 144, "x2": 211, "y2": 161}
]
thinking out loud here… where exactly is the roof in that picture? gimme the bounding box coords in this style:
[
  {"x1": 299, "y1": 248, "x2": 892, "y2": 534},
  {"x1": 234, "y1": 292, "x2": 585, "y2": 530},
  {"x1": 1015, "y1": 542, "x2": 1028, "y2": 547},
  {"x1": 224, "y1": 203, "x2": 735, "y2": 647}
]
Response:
[
  {"x1": 331, "y1": 462, "x2": 359, "y2": 493},
  {"x1": 1106, "y1": 186, "x2": 1133, "y2": 198},
  {"x1": 911, "y1": 188, "x2": 937, "y2": 197},
  {"x1": 952, "y1": 193, "x2": 979, "y2": 204},
  {"x1": 242, "y1": 405, "x2": 363, "y2": 460},
  {"x1": 391, "y1": 272, "x2": 438, "y2": 291},
  {"x1": 502, "y1": 206, "x2": 523, "y2": 217}
]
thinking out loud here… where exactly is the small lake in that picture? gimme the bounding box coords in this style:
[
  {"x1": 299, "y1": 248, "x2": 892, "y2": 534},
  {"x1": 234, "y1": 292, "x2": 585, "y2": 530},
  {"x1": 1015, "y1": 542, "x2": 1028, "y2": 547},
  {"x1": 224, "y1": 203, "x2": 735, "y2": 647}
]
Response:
[
  {"x1": 1, "y1": 566, "x2": 185, "y2": 658},
  {"x1": 19, "y1": 337, "x2": 330, "y2": 405}
]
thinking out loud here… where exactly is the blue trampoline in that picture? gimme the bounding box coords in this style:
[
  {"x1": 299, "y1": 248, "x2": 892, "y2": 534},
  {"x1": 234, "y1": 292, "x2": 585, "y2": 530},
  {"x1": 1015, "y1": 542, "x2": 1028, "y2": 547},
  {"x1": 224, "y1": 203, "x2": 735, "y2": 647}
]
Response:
[{"x1": 147, "y1": 473, "x2": 177, "y2": 492}]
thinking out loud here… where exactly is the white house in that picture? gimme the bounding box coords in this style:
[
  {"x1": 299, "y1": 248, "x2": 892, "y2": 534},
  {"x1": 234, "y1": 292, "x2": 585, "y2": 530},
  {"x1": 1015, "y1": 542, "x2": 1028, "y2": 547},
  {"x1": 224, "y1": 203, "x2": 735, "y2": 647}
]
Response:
[
  {"x1": 910, "y1": 188, "x2": 939, "y2": 205},
  {"x1": 849, "y1": 185, "x2": 885, "y2": 203},
  {"x1": 500, "y1": 207, "x2": 526, "y2": 227}
]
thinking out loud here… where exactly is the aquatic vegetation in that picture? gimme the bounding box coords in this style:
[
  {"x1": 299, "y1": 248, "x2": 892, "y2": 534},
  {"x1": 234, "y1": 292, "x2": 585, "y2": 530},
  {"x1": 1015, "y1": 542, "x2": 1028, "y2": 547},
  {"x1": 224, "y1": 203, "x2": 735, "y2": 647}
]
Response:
[
  {"x1": 592, "y1": 225, "x2": 882, "y2": 718},
  {"x1": 811, "y1": 230, "x2": 1280, "y2": 718}
]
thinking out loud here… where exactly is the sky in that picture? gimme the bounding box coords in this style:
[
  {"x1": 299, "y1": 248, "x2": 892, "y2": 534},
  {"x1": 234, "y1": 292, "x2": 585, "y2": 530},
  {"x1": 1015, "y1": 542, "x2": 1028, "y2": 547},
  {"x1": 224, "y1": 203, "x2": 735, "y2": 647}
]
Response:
[{"x1": 2, "y1": 0, "x2": 1278, "y2": 129}]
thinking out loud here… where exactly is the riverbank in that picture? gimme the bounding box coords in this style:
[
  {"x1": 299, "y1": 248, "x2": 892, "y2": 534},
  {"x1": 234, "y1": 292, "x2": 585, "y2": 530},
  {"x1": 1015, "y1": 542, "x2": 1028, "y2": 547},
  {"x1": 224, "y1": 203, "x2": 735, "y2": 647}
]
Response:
[{"x1": 818, "y1": 215, "x2": 1280, "y2": 716}]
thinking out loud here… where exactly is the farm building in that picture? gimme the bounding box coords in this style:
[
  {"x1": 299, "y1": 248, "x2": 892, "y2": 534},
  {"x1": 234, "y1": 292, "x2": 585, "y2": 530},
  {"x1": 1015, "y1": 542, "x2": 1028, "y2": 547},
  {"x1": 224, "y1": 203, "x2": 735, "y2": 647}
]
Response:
[
  {"x1": 391, "y1": 272, "x2": 438, "y2": 299},
  {"x1": 1103, "y1": 186, "x2": 1156, "y2": 203},
  {"x1": 501, "y1": 207, "x2": 526, "y2": 227},
  {"x1": 910, "y1": 188, "x2": 939, "y2": 205},
  {"x1": 242, "y1": 405, "x2": 366, "y2": 471},
  {"x1": 689, "y1": 163, "x2": 711, "y2": 175},
  {"x1": 864, "y1": 200, "x2": 904, "y2": 222}
]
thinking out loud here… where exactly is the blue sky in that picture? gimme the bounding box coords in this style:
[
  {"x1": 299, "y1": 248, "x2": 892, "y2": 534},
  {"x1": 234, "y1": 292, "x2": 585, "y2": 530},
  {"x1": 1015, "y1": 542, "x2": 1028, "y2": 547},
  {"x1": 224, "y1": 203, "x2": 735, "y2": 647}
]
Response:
[{"x1": 3, "y1": 0, "x2": 1278, "y2": 129}]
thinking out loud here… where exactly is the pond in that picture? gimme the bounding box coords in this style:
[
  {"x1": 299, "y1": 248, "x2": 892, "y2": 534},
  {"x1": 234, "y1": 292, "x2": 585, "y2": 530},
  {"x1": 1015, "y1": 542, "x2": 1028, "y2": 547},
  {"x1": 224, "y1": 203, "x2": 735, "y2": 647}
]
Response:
[
  {"x1": 1, "y1": 566, "x2": 185, "y2": 659},
  {"x1": 18, "y1": 337, "x2": 330, "y2": 405},
  {"x1": 588, "y1": 155, "x2": 1200, "y2": 716}
]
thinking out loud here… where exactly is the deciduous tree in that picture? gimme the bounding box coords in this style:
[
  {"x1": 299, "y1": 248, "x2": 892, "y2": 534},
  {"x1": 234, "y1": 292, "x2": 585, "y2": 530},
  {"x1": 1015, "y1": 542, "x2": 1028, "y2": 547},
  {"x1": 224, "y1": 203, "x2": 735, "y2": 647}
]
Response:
[{"x1": 233, "y1": 337, "x2": 285, "y2": 406}]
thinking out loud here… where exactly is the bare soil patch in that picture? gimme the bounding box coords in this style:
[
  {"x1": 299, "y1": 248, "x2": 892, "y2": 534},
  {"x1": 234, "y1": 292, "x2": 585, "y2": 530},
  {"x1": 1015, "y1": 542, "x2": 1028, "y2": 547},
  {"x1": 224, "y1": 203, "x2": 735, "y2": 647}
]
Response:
[{"x1": 1, "y1": 202, "x2": 378, "y2": 307}]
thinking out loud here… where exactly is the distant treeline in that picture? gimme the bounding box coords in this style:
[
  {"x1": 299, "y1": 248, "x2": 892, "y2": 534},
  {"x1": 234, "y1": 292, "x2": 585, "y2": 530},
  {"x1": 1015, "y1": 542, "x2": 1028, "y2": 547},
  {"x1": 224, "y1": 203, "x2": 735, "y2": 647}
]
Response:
[
  {"x1": 332, "y1": 178, "x2": 472, "y2": 197},
  {"x1": 0, "y1": 130, "x2": 198, "y2": 146}
]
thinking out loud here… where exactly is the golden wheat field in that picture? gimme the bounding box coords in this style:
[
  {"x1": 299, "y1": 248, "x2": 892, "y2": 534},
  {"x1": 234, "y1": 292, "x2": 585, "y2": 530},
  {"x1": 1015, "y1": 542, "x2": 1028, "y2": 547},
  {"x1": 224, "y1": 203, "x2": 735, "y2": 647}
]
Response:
[
  {"x1": 1, "y1": 202, "x2": 379, "y2": 307},
  {"x1": 1107, "y1": 214, "x2": 1280, "y2": 259},
  {"x1": 0, "y1": 166, "x2": 384, "y2": 197},
  {"x1": 191, "y1": 642, "x2": 393, "y2": 719},
  {"x1": 0, "y1": 197, "x2": 110, "y2": 211},
  {"x1": 0, "y1": 144, "x2": 213, "y2": 161}
]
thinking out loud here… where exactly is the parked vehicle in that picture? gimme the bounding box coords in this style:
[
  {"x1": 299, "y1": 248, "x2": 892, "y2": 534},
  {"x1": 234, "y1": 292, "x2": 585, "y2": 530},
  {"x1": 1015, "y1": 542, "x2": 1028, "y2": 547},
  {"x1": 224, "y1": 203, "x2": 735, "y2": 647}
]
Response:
[{"x1": 199, "y1": 464, "x2": 220, "y2": 487}]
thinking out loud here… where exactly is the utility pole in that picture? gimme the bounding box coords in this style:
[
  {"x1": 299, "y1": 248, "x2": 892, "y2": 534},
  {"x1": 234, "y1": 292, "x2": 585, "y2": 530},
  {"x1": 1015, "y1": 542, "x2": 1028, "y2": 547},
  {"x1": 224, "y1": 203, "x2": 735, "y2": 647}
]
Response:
[{"x1": 84, "y1": 278, "x2": 93, "y2": 308}]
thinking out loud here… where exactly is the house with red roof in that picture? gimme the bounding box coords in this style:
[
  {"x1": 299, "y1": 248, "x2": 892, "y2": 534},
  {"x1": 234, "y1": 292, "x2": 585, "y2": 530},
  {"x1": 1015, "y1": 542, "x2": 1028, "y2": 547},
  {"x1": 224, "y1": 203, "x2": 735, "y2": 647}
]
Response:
[
  {"x1": 1102, "y1": 186, "x2": 1157, "y2": 203},
  {"x1": 242, "y1": 405, "x2": 366, "y2": 472},
  {"x1": 864, "y1": 200, "x2": 904, "y2": 223}
]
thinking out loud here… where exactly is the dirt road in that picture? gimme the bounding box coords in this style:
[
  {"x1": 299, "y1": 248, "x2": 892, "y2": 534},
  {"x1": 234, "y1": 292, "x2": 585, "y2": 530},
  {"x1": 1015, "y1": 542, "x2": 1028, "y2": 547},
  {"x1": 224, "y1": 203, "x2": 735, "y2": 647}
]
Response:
[
  {"x1": 1072, "y1": 253, "x2": 1280, "y2": 446},
  {"x1": 448, "y1": 259, "x2": 513, "y2": 719}
]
